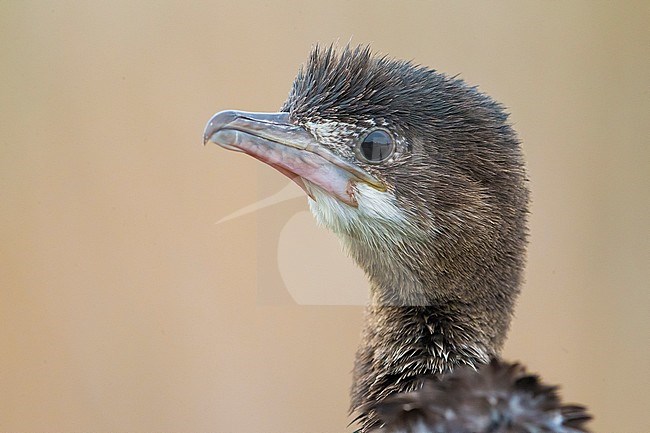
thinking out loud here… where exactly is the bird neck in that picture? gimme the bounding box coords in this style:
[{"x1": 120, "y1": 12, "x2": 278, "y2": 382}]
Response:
[
  {"x1": 337, "y1": 209, "x2": 521, "y2": 346},
  {"x1": 343, "y1": 228, "x2": 521, "y2": 431},
  {"x1": 350, "y1": 302, "x2": 494, "y2": 429},
  {"x1": 307, "y1": 185, "x2": 524, "y2": 430}
]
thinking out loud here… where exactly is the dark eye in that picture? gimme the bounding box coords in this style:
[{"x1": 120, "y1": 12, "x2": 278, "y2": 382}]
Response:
[{"x1": 355, "y1": 129, "x2": 395, "y2": 164}]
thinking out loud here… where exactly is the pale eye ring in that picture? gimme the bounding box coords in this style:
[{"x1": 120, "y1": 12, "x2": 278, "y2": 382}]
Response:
[{"x1": 354, "y1": 129, "x2": 395, "y2": 164}]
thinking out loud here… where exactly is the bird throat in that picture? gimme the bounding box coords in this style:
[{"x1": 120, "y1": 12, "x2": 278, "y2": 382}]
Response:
[
  {"x1": 333, "y1": 213, "x2": 515, "y2": 432},
  {"x1": 306, "y1": 180, "x2": 519, "y2": 431}
]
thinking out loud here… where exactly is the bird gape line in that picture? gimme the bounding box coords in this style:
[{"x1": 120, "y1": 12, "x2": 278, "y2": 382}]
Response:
[{"x1": 204, "y1": 46, "x2": 591, "y2": 433}]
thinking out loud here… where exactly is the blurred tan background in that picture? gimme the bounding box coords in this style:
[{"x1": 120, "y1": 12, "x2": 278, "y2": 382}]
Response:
[{"x1": 1, "y1": 1, "x2": 648, "y2": 432}]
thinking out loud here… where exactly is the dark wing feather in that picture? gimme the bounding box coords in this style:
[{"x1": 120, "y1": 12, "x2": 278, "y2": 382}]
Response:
[{"x1": 367, "y1": 359, "x2": 592, "y2": 433}]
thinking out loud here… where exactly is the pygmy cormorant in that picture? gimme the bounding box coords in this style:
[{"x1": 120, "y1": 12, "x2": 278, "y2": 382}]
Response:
[{"x1": 203, "y1": 45, "x2": 591, "y2": 433}]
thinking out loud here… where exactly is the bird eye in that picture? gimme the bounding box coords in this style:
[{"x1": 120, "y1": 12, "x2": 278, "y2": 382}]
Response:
[{"x1": 355, "y1": 129, "x2": 395, "y2": 164}]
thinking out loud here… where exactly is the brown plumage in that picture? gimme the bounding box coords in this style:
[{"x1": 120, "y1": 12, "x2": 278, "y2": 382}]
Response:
[
  {"x1": 368, "y1": 359, "x2": 591, "y2": 433},
  {"x1": 204, "y1": 45, "x2": 591, "y2": 432}
]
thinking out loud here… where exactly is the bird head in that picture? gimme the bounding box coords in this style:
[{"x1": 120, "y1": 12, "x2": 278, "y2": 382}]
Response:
[{"x1": 204, "y1": 45, "x2": 528, "y2": 308}]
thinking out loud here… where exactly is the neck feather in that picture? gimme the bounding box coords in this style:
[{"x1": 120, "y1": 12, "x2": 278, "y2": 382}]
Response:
[
  {"x1": 341, "y1": 220, "x2": 522, "y2": 432},
  {"x1": 306, "y1": 183, "x2": 525, "y2": 432},
  {"x1": 350, "y1": 304, "x2": 495, "y2": 431}
]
